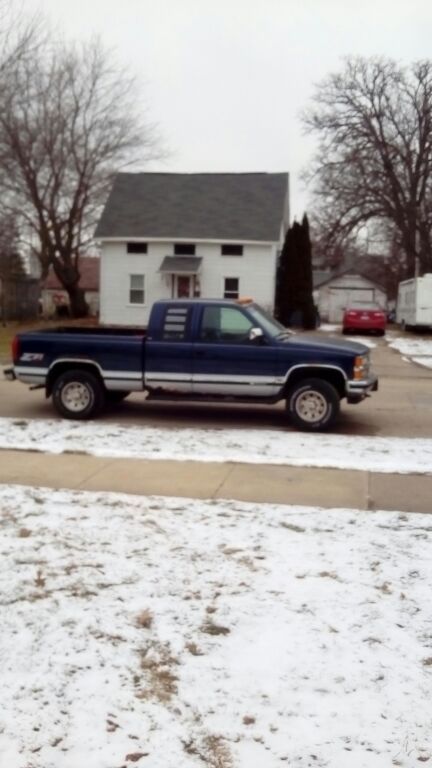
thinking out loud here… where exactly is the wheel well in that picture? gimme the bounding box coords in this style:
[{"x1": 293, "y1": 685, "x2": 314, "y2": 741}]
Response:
[
  {"x1": 46, "y1": 362, "x2": 103, "y2": 397},
  {"x1": 285, "y1": 368, "x2": 346, "y2": 399}
]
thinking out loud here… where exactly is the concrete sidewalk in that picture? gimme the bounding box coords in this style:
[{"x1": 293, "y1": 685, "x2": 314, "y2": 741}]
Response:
[{"x1": 0, "y1": 448, "x2": 431, "y2": 513}]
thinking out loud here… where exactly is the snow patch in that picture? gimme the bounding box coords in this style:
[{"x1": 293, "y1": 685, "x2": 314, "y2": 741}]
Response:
[
  {"x1": 1, "y1": 417, "x2": 432, "y2": 473},
  {"x1": 0, "y1": 485, "x2": 431, "y2": 767}
]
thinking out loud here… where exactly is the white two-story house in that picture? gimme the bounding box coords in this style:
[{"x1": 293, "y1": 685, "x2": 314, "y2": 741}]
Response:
[{"x1": 95, "y1": 171, "x2": 289, "y2": 325}]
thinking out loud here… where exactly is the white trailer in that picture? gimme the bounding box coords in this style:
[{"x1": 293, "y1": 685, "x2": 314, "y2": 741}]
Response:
[{"x1": 396, "y1": 273, "x2": 432, "y2": 329}]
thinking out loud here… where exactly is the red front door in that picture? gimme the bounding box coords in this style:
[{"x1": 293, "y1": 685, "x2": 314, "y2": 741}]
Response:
[{"x1": 176, "y1": 275, "x2": 192, "y2": 298}]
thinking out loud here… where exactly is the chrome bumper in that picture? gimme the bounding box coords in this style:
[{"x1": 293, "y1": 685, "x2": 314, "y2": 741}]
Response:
[
  {"x1": 3, "y1": 367, "x2": 16, "y2": 381},
  {"x1": 346, "y1": 375, "x2": 378, "y2": 403}
]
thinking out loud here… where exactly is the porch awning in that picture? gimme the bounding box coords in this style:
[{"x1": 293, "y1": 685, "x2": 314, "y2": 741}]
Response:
[{"x1": 159, "y1": 256, "x2": 202, "y2": 274}]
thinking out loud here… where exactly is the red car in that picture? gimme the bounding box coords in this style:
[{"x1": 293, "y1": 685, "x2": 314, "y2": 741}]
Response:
[{"x1": 342, "y1": 304, "x2": 386, "y2": 336}]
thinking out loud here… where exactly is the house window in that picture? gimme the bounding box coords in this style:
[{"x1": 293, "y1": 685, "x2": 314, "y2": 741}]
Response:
[
  {"x1": 221, "y1": 244, "x2": 243, "y2": 256},
  {"x1": 224, "y1": 277, "x2": 239, "y2": 299},
  {"x1": 161, "y1": 306, "x2": 190, "y2": 341},
  {"x1": 174, "y1": 243, "x2": 195, "y2": 255},
  {"x1": 127, "y1": 242, "x2": 148, "y2": 254},
  {"x1": 129, "y1": 274, "x2": 145, "y2": 304}
]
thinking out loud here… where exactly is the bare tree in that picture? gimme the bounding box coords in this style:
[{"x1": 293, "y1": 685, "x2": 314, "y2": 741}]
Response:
[
  {"x1": 0, "y1": 34, "x2": 161, "y2": 316},
  {"x1": 303, "y1": 57, "x2": 432, "y2": 278},
  {"x1": 0, "y1": 211, "x2": 26, "y2": 324},
  {"x1": 0, "y1": 1, "x2": 40, "y2": 77}
]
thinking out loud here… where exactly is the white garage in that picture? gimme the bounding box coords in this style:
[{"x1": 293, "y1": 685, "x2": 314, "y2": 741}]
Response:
[{"x1": 314, "y1": 270, "x2": 387, "y2": 323}]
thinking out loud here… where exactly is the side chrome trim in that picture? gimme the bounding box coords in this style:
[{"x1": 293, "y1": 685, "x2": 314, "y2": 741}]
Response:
[
  {"x1": 193, "y1": 373, "x2": 279, "y2": 386},
  {"x1": 145, "y1": 372, "x2": 192, "y2": 383},
  {"x1": 48, "y1": 357, "x2": 105, "y2": 376},
  {"x1": 47, "y1": 358, "x2": 144, "y2": 390},
  {"x1": 146, "y1": 372, "x2": 280, "y2": 385},
  {"x1": 15, "y1": 365, "x2": 48, "y2": 377},
  {"x1": 104, "y1": 380, "x2": 143, "y2": 392},
  {"x1": 49, "y1": 358, "x2": 142, "y2": 377},
  {"x1": 284, "y1": 363, "x2": 348, "y2": 384}
]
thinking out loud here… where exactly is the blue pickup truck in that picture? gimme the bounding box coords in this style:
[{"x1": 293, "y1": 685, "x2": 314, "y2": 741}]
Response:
[{"x1": 5, "y1": 298, "x2": 378, "y2": 430}]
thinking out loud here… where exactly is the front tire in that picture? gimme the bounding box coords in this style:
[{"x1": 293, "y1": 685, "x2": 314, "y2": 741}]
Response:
[
  {"x1": 287, "y1": 378, "x2": 340, "y2": 431},
  {"x1": 52, "y1": 370, "x2": 105, "y2": 420}
]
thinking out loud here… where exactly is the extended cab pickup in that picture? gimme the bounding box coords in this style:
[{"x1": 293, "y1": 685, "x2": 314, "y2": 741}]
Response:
[{"x1": 5, "y1": 299, "x2": 378, "y2": 431}]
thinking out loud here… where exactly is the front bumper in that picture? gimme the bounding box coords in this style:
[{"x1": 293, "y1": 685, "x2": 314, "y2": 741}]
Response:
[
  {"x1": 3, "y1": 367, "x2": 16, "y2": 381},
  {"x1": 345, "y1": 374, "x2": 378, "y2": 403}
]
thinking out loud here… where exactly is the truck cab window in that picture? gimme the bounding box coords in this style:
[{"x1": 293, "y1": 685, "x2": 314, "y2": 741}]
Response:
[
  {"x1": 161, "y1": 307, "x2": 190, "y2": 341},
  {"x1": 200, "y1": 306, "x2": 253, "y2": 343}
]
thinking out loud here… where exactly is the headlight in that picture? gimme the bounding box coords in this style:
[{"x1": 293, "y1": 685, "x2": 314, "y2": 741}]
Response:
[{"x1": 353, "y1": 354, "x2": 370, "y2": 380}]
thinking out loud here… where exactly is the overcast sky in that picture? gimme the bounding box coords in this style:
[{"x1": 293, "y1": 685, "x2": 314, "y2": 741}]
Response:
[{"x1": 27, "y1": 0, "x2": 432, "y2": 220}]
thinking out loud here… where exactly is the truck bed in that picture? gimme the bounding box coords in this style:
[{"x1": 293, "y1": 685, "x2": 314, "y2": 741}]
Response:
[{"x1": 38, "y1": 326, "x2": 147, "y2": 337}]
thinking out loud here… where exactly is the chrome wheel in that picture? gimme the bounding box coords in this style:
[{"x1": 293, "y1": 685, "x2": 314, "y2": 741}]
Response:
[
  {"x1": 61, "y1": 381, "x2": 92, "y2": 413},
  {"x1": 295, "y1": 390, "x2": 328, "y2": 423},
  {"x1": 287, "y1": 378, "x2": 340, "y2": 431},
  {"x1": 52, "y1": 370, "x2": 105, "y2": 420}
]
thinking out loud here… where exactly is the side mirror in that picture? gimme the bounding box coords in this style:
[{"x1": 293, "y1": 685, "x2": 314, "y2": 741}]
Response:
[{"x1": 249, "y1": 327, "x2": 264, "y2": 342}]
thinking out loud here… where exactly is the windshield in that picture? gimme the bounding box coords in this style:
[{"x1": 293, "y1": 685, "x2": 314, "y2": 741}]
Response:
[{"x1": 247, "y1": 304, "x2": 293, "y2": 338}]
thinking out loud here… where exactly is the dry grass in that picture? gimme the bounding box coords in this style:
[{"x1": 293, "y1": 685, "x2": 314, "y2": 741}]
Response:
[
  {"x1": 135, "y1": 642, "x2": 179, "y2": 703},
  {"x1": 318, "y1": 571, "x2": 341, "y2": 581},
  {"x1": 125, "y1": 752, "x2": 150, "y2": 762},
  {"x1": 135, "y1": 609, "x2": 154, "y2": 629},
  {"x1": 185, "y1": 641, "x2": 204, "y2": 656},
  {"x1": 200, "y1": 620, "x2": 230, "y2": 636},
  {"x1": 18, "y1": 528, "x2": 32, "y2": 538},
  {"x1": 203, "y1": 735, "x2": 234, "y2": 768},
  {"x1": 184, "y1": 734, "x2": 234, "y2": 768},
  {"x1": 280, "y1": 522, "x2": 306, "y2": 533}
]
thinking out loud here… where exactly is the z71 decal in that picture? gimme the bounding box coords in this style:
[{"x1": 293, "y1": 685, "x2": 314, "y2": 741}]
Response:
[{"x1": 20, "y1": 353, "x2": 45, "y2": 362}]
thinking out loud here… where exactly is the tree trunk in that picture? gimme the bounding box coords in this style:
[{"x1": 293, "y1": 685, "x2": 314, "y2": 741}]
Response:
[
  {"x1": 52, "y1": 257, "x2": 89, "y2": 318},
  {"x1": 65, "y1": 283, "x2": 89, "y2": 318},
  {"x1": 0, "y1": 279, "x2": 6, "y2": 326}
]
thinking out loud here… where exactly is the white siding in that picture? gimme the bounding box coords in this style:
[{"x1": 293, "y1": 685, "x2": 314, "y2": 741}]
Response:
[
  {"x1": 99, "y1": 241, "x2": 278, "y2": 326},
  {"x1": 396, "y1": 274, "x2": 432, "y2": 327},
  {"x1": 315, "y1": 274, "x2": 387, "y2": 323}
]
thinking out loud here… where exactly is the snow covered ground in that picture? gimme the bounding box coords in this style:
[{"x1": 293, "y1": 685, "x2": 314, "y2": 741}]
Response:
[
  {"x1": 317, "y1": 327, "x2": 432, "y2": 365},
  {"x1": 317, "y1": 324, "x2": 340, "y2": 333},
  {"x1": 388, "y1": 336, "x2": 432, "y2": 370},
  {"x1": 0, "y1": 484, "x2": 431, "y2": 768},
  {"x1": 2, "y1": 326, "x2": 432, "y2": 768},
  {"x1": 1, "y1": 416, "x2": 432, "y2": 474}
]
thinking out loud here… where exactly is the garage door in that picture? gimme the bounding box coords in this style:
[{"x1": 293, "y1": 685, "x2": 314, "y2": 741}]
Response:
[{"x1": 328, "y1": 288, "x2": 374, "y2": 323}]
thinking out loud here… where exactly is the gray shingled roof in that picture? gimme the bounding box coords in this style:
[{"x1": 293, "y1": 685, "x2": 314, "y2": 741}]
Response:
[
  {"x1": 159, "y1": 256, "x2": 202, "y2": 273},
  {"x1": 95, "y1": 172, "x2": 289, "y2": 242}
]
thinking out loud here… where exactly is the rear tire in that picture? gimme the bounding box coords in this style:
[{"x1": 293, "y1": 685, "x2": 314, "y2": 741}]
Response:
[
  {"x1": 287, "y1": 378, "x2": 340, "y2": 431},
  {"x1": 52, "y1": 370, "x2": 105, "y2": 420}
]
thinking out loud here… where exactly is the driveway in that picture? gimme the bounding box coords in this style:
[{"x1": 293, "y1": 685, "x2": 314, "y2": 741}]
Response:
[{"x1": 1, "y1": 336, "x2": 432, "y2": 438}]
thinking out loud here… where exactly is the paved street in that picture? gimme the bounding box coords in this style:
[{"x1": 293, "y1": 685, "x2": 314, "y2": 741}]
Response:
[
  {"x1": 1, "y1": 335, "x2": 432, "y2": 513},
  {"x1": 1, "y1": 335, "x2": 432, "y2": 437}
]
